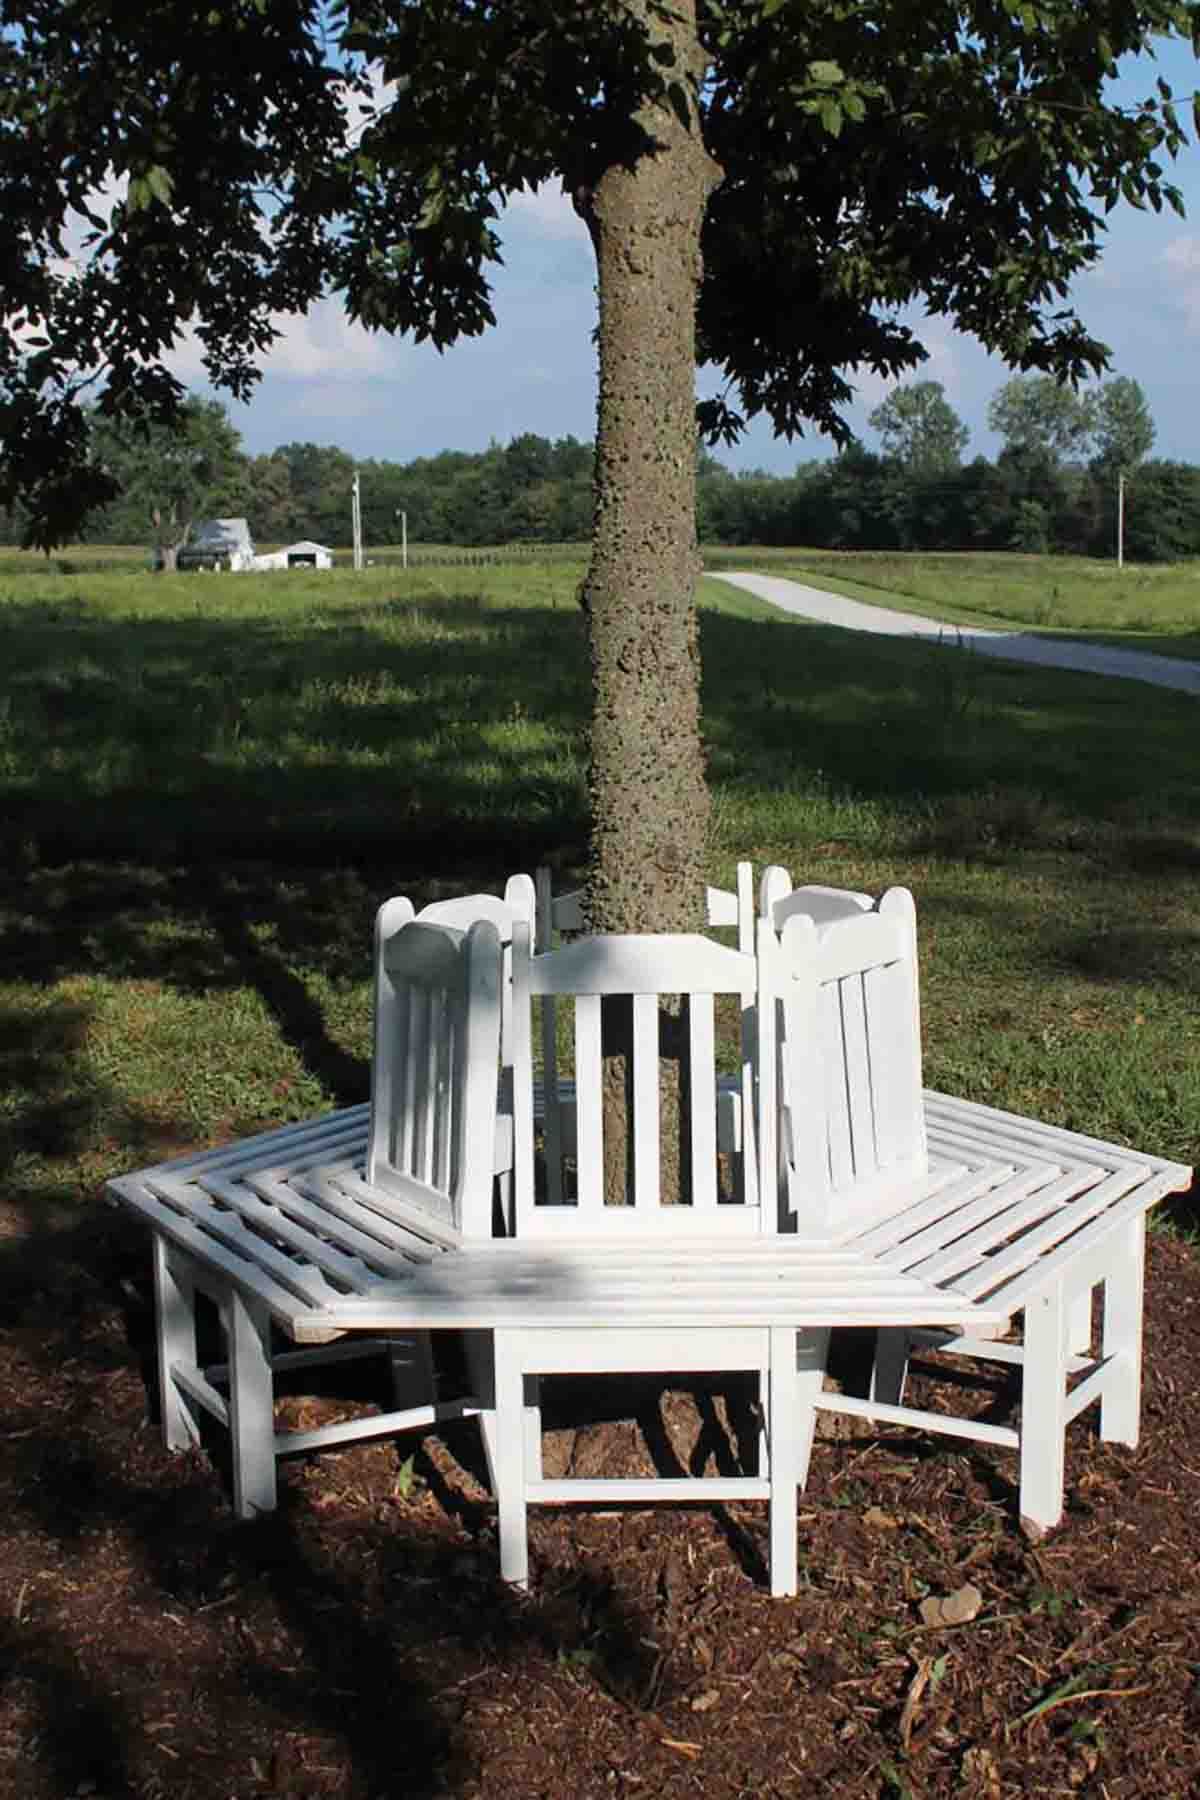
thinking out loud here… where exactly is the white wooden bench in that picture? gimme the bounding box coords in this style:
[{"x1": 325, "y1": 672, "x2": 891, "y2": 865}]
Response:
[
  {"x1": 760, "y1": 887, "x2": 1192, "y2": 1533},
  {"x1": 108, "y1": 899, "x2": 1003, "y2": 1595}
]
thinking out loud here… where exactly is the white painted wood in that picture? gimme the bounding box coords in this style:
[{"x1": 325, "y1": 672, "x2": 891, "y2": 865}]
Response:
[
  {"x1": 815, "y1": 1390, "x2": 1020, "y2": 1451},
  {"x1": 511, "y1": 929, "x2": 760, "y2": 1237},
  {"x1": 760, "y1": 877, "x2": 1189, "y2": 1537},
  {"x1": 1017, "y1": 1276, "x2": 1071, "y2": 1531},
  {"x1": 227, "y1": 1288, "x2": 277, "y2": 1518},
  {"x1": 110, "y1": 912, "x2": 505, "y2": 1516},
  {"x1": 154, "y1": 1238, "x2": 203, "y2": 1452},
  {"x1": 369, "y1": 915, "x2": 503, "y2": 1240},
  {"x1": 528, "y1": 1475, "x2": 772, "y2": 1502},
  {"x1": 1099, "y1": 1216, "x2": 1145, "y2": 1445},
  {"x1": 493, "y1": 1330, "x2": 531, "y2": 1585},
  {"x1": 768, "y1": 890, "x2": 929, "y2": 1237},
  {"x1": 759, "y1": 865, "x2": 873, "y2": 929},
  {"x1": 109, "y1": 863, "x2": 1190, "y2": 1580},
  {"x1": 172, "y1": 1362, "x2": 231, "y2": 1431}
]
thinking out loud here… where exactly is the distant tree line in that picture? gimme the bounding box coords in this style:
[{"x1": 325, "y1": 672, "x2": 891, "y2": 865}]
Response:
[
  {"x1": 3, "y1": 375, "x2": 1198, "y2": 562},
  {"x1": 701, "y1": 376, "x2": 1200, "y2": 562}
]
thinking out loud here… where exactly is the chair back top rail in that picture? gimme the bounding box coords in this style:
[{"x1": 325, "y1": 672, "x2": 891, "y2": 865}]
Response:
[
  {"x1": 759, "y1": 865, "x2": 874, "y2": 928},
  {"x1": 539, "y1": 866, "x2": 754, "y2": 949}
]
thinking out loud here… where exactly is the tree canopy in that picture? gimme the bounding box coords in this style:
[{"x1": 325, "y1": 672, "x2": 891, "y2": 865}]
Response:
[
  {"x1": 89, "y1": 395, "x2": 246, "y2": 566},
  {"x1": 3, "y1": 1, "x2": 1196, "y2": 545},
  {"x1": 988, "y1": 374, "x2": 1099, "y2": 466},
  {"x1": 1091, "y1": 375, "x2": 1157, "y2": 477},
  {"x1": 3, "y1": 0, "x2": 1198, "y2": 920},
  {"x1": 868, "y1": 381, "x2": 970, "y2": 474}
]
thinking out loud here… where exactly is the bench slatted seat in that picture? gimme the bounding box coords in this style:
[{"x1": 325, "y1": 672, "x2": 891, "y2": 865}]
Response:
[{"x1": 761, "y1": 886, "x2": 1192, "y2": 1533}]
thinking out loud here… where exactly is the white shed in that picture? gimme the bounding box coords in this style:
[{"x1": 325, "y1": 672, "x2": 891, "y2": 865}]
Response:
[
  {"x1": 284, "y1": 540, "x2": 333, "y2": 569},
  {"x1": 251, "y1": 540, "x2": 335, "y2": 571}
]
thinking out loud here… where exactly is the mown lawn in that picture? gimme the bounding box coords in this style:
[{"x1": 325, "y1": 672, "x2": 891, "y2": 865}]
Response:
[{"x1": 0, "y1": 555, "x2": 1196, "y2": 1242}]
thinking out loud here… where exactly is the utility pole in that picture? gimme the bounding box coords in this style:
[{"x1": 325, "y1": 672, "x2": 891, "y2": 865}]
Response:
[
  {"x1": 394, "y1": 507, "x2": 408, "y2": 569},
  {"x1": 352, "y1": 472, "x2": 363, "y2": 571},
  {"x1": 1116, "y1": 470, "x2": 1125, "y2": 570}
]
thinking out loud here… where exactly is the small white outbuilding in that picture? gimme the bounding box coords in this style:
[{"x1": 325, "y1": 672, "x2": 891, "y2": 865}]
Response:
[{"x1": 251, "y1": 540, "x2": 334, "y2": 571}]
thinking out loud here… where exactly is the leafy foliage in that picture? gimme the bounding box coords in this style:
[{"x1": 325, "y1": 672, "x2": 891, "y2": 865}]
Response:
[
  {"x1": 2, "y1": 0, "x2": 1197, "y2": 547},
  {"x1": 868, "y1": 382, "x2": 970, "y2": 474},
  {"x1": 988, "y1": 375, "x2": 1098, "y2": 464},
  {"x1": 89, "y1": 397, "x2": 247, "y2": 556},
  {"x1": 1091, "y1": 375, "x2": 1157, "y2": 476}
]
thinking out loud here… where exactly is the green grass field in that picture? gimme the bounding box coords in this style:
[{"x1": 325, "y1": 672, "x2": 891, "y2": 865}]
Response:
[{"x1": 1, "y1": 552, "x2": 1196, "y2": 1238}]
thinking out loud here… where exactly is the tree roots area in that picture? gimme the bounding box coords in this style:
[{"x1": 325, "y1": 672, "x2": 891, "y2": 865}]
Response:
[{"x1": 2, "y1": 1196, "x2": 1199, "y2": 1800}]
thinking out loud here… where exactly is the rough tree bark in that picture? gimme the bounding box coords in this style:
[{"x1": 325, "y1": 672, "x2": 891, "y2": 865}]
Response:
[
  {"x1": 575, "y1": 0, "x2": 721, "y2": 1201},
  {"x1": 579, "y1": 0, "x2": 720, "y2": 937}
]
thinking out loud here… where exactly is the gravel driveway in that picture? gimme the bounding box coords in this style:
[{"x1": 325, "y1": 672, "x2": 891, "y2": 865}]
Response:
[{"x1": 717, "y1": 570, "x2": 1200, "y2": 697}]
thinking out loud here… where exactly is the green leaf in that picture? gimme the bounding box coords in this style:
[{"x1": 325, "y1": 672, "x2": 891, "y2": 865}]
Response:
[
  {"x1": 819, "y1": 97, "x2": 843, "y2": 137},
  {"x1": 417, "y1": 187, "x2": 446, "y2": 230},
  {"x1": 808, "y1": 60, "x2": 844, "y2": 88},
  {"x1": 145, "y1": 165, "x2": 174, "y2": 206}
]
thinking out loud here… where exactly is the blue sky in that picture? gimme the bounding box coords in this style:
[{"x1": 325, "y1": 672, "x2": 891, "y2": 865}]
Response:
[{"x1": 181, "y1": 36, "x2": 1200, "y2": 475}]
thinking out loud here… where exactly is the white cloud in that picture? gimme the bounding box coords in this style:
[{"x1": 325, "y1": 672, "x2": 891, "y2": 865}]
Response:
[
  {"x1": 502, "y1": 181, "x2": 589, "y2": 244},
  {"x1": 1160, "y1": 234, "x2": 1200, "y2": 335}
]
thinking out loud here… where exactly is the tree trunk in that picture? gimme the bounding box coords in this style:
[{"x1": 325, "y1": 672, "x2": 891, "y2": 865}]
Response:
[
  {"x1": 158, "y1": 541, "x2": 180, "y2": 572},
  {"x1": 578, "y1": 0, "x2": 721, "y2": 1203},
  {"x1": 581, "y1": 0, "x2": 719, "y2": 937}
]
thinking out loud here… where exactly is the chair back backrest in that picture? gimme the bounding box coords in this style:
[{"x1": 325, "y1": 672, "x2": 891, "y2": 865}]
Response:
[
  {"x1": 416, "y1": 875, "x2": 535, "y2": 1079},
  {"x1": 510, "y1": 926, "x2": 767, "y2": 1238},
  {"x1": 761, "y1": 887, "x2": 926, "y2": 1237},
  {"x1": 532, "y1": 869, "x2": 757, "y2": 1203},
  {"x1": 367, "y1": 911, "x2": 502, "y2": 1241}
]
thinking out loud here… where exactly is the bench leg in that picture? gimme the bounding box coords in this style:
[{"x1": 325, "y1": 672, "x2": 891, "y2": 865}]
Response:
[
  {"x1": 492, "y1": 1331, "x2": 530, "y2": 1587},
  {"x1": 387, "y1": 1331, "x2": 437, "y2": 1413},
  {"x1": 226, "y1": 1288, "x2": 277, "y2": 1519},
  {"x1": 1099, "y1": 1217, "x2": 1146, "y2": 1447},
  {"x1": 768, "y1": 1327, "x2": 829, "y2": 1598},
  {"x1": 1019, "y1": 1279, "x2": 1069, "y2": 1535},
  {"x1": 795, "y1": 1326, "x2": 830, "y2": 1492},
  {"x1": 153, "y1": 1238, "x2": 202, "y2": 1453},
  {"x1": 870, "y1": 1327, "x2": 911, "y2": 1413},
  {"x1": 768, "y1": 1328, "x2": 799, "y2": 1598}
]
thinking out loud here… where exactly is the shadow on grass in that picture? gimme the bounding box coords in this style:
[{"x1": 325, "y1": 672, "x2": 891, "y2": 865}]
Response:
[
  {"x1": 1, "y1": 590, "x2": 591, "y2": 867},
  {"x1": 699, "y1": 608, "x2": 1200, "y2": 832},
  {"x1": 2, "y1": 588, "x2": 1198, "y2": 877}
]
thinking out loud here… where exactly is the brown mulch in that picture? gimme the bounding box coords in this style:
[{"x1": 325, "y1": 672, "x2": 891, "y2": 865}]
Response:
[{"x1": 2, "y1": 1195, "x2": 1200, "y2": 1800}]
